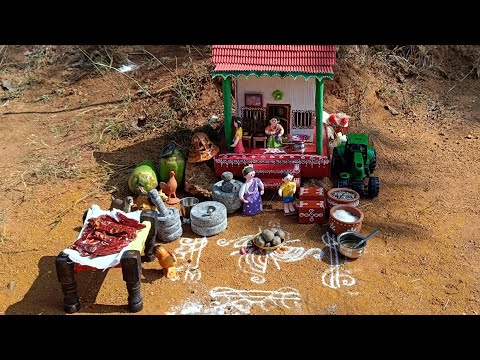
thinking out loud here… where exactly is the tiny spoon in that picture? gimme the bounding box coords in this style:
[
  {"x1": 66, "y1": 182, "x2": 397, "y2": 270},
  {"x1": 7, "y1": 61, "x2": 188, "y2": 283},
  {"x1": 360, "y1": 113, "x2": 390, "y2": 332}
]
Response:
[{"x1": 353, "y1": 230, "x2": 380, "y2": 249}]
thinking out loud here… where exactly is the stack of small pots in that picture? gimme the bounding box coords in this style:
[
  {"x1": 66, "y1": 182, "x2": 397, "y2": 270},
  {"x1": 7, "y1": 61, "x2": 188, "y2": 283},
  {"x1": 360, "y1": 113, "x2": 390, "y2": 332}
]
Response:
[{"x1": 326, "y1": 188, "x2": 364, "y2": 235}]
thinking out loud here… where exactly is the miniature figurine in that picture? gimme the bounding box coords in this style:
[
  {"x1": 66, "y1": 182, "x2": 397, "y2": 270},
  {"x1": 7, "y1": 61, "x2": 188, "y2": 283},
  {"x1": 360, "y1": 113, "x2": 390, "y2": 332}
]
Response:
[
  {"x1": 265, "y1": 117, "x2": 284, "y2": 148},
  {"x1": 159, "y1": 170, "x2": 179, "y2": 205},
  {"x1": 109, "y1": 195, "x2": 134, "y2": 213},
  {"x1": 231, "y1": 117, "x2": 245, "y2": 153},
  {"x1": 153, "y1": 245, "x2": 177, "y2": 279},
  {"x1": 278, "y1": 171, "x2": 297, "y2": 215},
  {"x1": 238, "y1": 165, "x2": 264, "y2": 216}
]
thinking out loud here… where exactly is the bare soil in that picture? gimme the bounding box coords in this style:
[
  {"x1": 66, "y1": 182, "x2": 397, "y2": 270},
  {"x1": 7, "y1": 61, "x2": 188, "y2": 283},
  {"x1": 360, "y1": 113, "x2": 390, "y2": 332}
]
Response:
[{"x1": 0, "y1": 45, "x2": 479, "y2": 315}]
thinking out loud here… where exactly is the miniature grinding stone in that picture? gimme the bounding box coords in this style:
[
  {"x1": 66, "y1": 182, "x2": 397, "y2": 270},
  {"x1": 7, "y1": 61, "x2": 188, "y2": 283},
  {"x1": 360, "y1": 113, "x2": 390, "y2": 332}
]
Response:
[
  {"x1": 157, "y1": 225, "x2": 183, "y2": 243},
  {"x1": 148, "y1": 189, "x2": 168, "y2": 216},
  {"x1": 212, "y1": 179, "x2": 243, "y2": 214},
  {"x1": 156, "y1": 208, "x2": 180, "y2": 226},
  {"x1": 190, "y1": 201, "x2": 227, "y2": 230},
  {"x1": 221, "y1": 172, "x2": 235, "y2": 192},
  {"x1": 148, "y1": 189, "x2": 182, "y2": 242},
  {"x1": 191, "y1": 218, "x2": 227, "y2": 237}
]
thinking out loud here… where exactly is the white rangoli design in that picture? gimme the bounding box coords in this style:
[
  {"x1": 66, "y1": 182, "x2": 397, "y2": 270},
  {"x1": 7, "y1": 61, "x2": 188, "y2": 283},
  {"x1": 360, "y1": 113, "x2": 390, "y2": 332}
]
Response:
[
  {"x1": 166, "y1": 286, "x2": 302, "y2": 315},
  {"x1": 173, "y1": 237, "x2": 208, "y2": 282}
]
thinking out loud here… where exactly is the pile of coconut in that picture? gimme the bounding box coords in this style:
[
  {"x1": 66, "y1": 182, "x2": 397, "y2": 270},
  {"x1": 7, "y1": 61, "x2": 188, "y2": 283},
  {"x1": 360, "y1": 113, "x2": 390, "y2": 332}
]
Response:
[{"x1": 253, "y1": 228, "x2": 286, "y2": 248}]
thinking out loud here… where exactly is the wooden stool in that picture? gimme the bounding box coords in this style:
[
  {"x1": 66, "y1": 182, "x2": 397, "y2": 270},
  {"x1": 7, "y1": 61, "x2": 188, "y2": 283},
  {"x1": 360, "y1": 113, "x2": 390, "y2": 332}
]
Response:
[
  {"x1": 253, "y1": 136, "x2": 267, "y2": 149},
  {"x1": 242, "y1": 134, "x2": 252, "y2": 148}
]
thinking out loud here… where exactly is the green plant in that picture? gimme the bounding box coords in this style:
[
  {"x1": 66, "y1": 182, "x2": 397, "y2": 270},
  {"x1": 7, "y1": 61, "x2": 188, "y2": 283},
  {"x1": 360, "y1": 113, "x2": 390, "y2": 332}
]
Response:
[{"x1": 38, "y1": 94, "x2": 50, "y2": 102}]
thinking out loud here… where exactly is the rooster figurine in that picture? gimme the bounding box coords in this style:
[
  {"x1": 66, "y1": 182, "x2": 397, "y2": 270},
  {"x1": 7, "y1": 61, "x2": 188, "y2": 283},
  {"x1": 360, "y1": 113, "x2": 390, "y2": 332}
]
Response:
[
  {"x1": 160, "y1": 170, "x2": 179, "y2": 205},
  {"x1": 154, "y1": 245, "x2": 177, "y2": 279}
]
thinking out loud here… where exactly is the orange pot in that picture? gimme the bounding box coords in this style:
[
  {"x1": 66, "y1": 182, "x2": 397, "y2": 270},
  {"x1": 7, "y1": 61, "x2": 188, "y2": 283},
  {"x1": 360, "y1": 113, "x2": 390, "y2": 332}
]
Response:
[
  {"x1": 328, "y1": 204, "x2": 364, "y2": 235},
  {"x1": 326, "y1": 188, "x2": 360, "y2": 210}
]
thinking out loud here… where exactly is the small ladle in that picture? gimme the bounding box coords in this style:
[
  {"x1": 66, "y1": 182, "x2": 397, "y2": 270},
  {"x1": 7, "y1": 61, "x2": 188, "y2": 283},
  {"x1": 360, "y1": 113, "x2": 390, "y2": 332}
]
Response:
[{"x1": 353, "y1": 230, "x2": 380, "y2": 249}]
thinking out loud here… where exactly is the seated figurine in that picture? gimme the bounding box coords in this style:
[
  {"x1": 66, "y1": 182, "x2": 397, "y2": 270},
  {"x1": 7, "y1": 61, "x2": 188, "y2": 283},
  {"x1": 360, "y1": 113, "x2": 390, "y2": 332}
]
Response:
[{"x1": 265, "y1": 117, "x2": 284, "y2": 148}]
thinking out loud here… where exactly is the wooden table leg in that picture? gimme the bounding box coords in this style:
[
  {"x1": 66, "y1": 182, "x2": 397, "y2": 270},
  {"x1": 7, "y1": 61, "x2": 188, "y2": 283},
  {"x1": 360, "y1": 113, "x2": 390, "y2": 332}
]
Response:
[
  {"x1": 121, "y1": 250, "x2": 143, "y2": 312},
  {"x1": 141, "y1": 210, "x2": 157, "y2": 262},
  {"x1": 55, "y1": 252, "x2": 81, "y2": 313}
]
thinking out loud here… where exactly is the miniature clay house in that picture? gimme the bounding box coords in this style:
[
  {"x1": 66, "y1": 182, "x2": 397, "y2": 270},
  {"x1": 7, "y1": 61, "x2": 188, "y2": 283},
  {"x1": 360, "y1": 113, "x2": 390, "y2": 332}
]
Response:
[{"x1": 211, "y1": 45, "x2": 337, "y2": 188}]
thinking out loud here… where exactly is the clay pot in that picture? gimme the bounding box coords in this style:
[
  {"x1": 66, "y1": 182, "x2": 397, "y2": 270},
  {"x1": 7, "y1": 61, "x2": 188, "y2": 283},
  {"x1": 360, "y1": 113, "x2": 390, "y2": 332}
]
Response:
[
  {"x1": 328, "y1": 204, "x2": 364, "y2": 235},
  {"x1": 326, "y1": 188, "x2": 360, "y2": 210}
]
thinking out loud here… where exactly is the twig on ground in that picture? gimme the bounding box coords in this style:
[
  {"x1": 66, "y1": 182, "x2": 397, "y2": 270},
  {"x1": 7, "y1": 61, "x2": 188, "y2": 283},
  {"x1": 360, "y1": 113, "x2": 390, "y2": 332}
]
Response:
[
  {"x1": 191, "y1": 45, "x2": 205, "y2": 58},
  {"x1": 447, "y1": 68, "x2": 476, "y2": 94},
  {"x1": 443, "y1": 298, "x2": 450, "y2": 310},
  {"x1": 0, "y1": 87, "x2": 172, "y2": 116}
]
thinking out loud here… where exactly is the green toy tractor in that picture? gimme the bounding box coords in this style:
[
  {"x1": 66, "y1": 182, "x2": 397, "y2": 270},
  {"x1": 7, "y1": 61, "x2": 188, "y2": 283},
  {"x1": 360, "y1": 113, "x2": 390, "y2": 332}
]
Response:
[{"x1": 330, "y1": 133, "x2": 380, "y2": 198}]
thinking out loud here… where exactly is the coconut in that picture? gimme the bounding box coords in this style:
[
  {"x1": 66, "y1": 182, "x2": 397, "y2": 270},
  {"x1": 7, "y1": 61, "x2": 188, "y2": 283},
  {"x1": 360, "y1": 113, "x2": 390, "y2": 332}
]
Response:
[
  {"x1": 274, "y1": 230, "x2": 286, "y2": 240},
  {"x1": 255, "y1": 237, "x2": 265, "y2": 247},
  {"x1": 261, "y1": 230, "x2": 275, "y2": 242},
  {"x1": 272, "y1": 237, "x2": 282, "y2": 246}
]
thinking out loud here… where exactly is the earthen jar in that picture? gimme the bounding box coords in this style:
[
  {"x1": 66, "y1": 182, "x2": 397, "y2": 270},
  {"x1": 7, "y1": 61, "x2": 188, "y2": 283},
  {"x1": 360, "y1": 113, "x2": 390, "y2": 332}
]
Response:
[
  {"x1": 326, "y1": 188, "x2": 360, "y2": 210},
  {"x1": 328, "y1": 204, "x2": 364, "y2": 235}
]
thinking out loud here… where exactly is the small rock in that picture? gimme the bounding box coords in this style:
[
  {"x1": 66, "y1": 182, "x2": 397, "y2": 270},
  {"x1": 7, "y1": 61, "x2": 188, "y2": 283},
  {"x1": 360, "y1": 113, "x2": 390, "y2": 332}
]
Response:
[
  {"x1": 190, "y1": 289, "x2": 196, "y2": 294},
  {"x1": 1, "y1": 80, "x2": 17, "y2": 91},
  {"x1": 384, "y1": 104, "x2": 399, "y2": 115},
  {"x1": 208, "y1": 115, "x2": 219, "y2": 125},
  {"x1": 465, "y1": 134, "x2": 473, "y2": 139},
  {"x1": 439, "y1": 132, "x2": 445, "y2": 136},
  {"x1": 150, "y1": 292, "x2": 154, "y2": 296},
  {"x1": 7, "y1": 280, "x2": 16, "y2": 293},
  {"x1": 463, "y1": 115, "x2": 472, "y2": 120}
]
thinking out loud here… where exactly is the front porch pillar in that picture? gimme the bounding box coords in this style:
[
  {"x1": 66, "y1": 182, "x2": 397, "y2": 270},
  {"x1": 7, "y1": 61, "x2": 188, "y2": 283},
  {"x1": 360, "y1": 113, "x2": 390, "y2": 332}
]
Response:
[
  {"x1": 222, "y1": 77, "x2": 232, "y2": 151},
  {"x1": 315, "y1": 78, "x2": 324, "y2": 154}
]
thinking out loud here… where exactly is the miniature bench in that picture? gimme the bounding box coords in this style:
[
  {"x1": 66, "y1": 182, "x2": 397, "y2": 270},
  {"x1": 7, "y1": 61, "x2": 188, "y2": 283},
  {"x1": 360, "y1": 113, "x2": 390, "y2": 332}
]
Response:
[{"x1": 55, "y1": 206, "x2": 153, "y2": 313}]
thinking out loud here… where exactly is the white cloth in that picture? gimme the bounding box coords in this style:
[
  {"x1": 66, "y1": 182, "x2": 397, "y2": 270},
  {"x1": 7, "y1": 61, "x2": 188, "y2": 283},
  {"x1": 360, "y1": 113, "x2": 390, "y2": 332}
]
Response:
[{"x1": 63, "y1": 204, "x2": 143, "y2": 270}]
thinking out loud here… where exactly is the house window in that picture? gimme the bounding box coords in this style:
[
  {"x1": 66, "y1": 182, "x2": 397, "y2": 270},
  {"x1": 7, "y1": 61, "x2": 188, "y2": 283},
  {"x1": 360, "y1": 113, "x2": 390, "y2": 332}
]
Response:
[
  {"x1": 241, "y1": 107, "x2": 266, "y2": 121},
  {"x1": 292, "y1": 110, "x2": 315, "y2": 129}
]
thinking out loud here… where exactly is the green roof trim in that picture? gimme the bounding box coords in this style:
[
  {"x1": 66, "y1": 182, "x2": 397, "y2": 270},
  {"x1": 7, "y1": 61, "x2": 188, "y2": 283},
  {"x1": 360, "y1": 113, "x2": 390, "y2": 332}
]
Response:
[{"x1": 211, "y1": 70, "x2": 334, "y2": 81}]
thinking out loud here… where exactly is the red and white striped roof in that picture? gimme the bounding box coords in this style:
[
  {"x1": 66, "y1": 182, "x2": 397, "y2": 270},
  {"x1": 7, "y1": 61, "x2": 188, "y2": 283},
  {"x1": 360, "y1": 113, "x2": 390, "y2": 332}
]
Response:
[{"x1": 212, "y1": 45, "x2": 336, "y2": 74}]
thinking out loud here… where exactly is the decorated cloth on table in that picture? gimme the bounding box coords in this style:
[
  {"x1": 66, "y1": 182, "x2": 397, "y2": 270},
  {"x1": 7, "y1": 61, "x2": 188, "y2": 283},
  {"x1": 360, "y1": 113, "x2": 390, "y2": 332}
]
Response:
[{"x1": 62, "y1": 204, "x2": 151, "y2": 270}]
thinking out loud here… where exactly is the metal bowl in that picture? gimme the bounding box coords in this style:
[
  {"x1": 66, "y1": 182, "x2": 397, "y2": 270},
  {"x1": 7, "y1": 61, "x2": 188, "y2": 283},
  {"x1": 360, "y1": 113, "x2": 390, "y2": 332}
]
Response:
[{"x1": 337, "y1": 231, "x2": 366, "y2": 259}]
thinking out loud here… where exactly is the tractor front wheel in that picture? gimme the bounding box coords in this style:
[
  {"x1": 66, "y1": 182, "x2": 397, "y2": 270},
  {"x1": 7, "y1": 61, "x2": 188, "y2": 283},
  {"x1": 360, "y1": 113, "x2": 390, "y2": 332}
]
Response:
[
  {"x1": 368, "y1": 176, "x2": 380, "y2": 198},
  {"x1": 352, "y1": 180, "x2": 366, "y2": 198},
  {"x1": 336, "y1": 178, "x2": 349, "y2": 188}
]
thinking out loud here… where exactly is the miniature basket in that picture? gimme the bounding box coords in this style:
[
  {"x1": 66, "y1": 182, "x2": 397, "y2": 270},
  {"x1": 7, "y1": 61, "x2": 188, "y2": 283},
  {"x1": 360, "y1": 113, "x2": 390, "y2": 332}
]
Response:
[{"x1": 252, "y1": 232, "x2": 285, "y2": 251}]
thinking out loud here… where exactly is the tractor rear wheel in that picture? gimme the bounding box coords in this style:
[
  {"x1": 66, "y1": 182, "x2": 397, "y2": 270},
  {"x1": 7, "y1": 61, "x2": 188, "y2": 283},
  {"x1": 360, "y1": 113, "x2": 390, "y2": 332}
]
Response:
[
  {"x1": 331, "y1": 148, "x2": 342, "y2": 178},
  {"x1": 368, "y1": 176, "x2": 380, "y2": 198}
]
